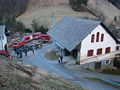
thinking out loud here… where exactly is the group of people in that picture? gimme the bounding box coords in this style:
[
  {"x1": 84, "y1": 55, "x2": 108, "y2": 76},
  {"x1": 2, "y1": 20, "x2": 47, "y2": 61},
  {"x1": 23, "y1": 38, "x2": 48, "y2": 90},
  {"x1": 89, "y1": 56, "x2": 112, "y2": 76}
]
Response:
[
  {"x1": 57, "y1": 53, "x2": 63, "y2": 64},
  {"x1": 13, "y1": 43, "x2": 42, "y2": 58}
]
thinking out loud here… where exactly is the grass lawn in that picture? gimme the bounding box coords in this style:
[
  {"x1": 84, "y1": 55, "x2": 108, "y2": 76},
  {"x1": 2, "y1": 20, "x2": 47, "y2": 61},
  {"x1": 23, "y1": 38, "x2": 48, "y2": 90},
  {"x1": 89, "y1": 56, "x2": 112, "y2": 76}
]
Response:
[
  {"x1": 85, "y1": 77, "x2": 120, "y2": 89},
  {"x1": 99, "y1": 67, "x2": 120, "y2": 76},
  {"x1": 44, "y1": 50, "x2": 58, "y2": 60},
  {"x1": 0, "y1": 55, "x2": 86, "y2": 90}
]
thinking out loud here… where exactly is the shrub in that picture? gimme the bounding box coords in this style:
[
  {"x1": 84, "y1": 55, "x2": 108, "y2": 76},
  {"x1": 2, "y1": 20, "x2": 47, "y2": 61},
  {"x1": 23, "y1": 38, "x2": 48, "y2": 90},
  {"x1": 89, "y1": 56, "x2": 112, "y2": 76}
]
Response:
[
  {"x1": 35, "y1": 25, "x2": 48, "y2": 34},
  {"x1": 69, "y1": 0, "x2": 88, "y2": 11},
  {"x1": 25, "y1": 28, "x2": 32, "y2": 33}
]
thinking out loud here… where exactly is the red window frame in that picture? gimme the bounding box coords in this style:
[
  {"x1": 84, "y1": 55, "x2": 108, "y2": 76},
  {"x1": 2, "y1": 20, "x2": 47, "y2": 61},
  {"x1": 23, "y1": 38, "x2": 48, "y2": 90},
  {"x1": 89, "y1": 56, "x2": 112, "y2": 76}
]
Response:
[
  {"x1": 101, "y1": 34, "x2": 104, "y2": 42},
  {"x1": 91, "y1": 34, "x2": 95, "y2": 43},
  {"x1": 87, "y1": 50, "x2": 94, "y2": 57},
  {"x1": 96, "y1": 32, "x2": 99, "y2": 42},
  {"x1": 97, "y1": 48, "x2": 102, "y2": 55},
  {"x1": 105, "y1": 47, "x2": 111, "y2": 54}
]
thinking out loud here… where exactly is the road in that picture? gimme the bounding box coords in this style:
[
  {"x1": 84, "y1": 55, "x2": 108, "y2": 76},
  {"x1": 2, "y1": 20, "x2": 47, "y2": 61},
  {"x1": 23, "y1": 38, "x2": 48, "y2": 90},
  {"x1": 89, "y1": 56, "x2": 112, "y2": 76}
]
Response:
[{"x1": 19, "y1": 43, "x2": 120, "y2": 90}]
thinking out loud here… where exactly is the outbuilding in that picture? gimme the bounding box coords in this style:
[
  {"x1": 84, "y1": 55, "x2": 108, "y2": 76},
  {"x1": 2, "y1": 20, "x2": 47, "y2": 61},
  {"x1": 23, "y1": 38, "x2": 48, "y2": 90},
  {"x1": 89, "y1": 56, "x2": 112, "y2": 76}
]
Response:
[{"x1": 0, "y1": 25, "x2": 9, "y2": 51}]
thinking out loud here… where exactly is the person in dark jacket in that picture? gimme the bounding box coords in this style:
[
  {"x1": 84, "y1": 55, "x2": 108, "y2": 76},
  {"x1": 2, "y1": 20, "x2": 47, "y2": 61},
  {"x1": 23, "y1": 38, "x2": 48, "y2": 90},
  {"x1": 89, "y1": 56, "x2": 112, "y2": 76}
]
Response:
[
  {"x1": 32, "y1": 46, "x2": 34, "y2": 54},
  {"x1": 24, "y1": 50, "x2": 27, "y2": 56},
  {"x1": 60, "y1": 55, "x2": 63, "y2": 63},
  {"x1": 58, "y1": 57, "x2": 61, "y2": 64},
  {"x1": 16, "y1": 50, "x2": 19, "y2": 58},
  {"x1": 19, "y1": 49, "x2": 22, "y2": 58}
]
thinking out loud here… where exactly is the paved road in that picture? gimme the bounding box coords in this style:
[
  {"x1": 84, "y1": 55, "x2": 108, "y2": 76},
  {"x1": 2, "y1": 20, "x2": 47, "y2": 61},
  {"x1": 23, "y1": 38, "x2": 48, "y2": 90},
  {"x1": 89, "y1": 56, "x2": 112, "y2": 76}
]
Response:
[{"x1": 19, "y1": 43, "x2": 120, "y2": 90}]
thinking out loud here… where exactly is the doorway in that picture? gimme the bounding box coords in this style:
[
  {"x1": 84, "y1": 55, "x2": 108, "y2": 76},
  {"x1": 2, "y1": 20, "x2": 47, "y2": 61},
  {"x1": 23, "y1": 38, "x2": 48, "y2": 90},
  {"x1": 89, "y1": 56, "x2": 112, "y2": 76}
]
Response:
[
  {"x1": 72, "y1": 49, "x2": 78, "y2": 60},
  {"x1": 95, "y1": 62, "x2": 101, "y2": 70}
]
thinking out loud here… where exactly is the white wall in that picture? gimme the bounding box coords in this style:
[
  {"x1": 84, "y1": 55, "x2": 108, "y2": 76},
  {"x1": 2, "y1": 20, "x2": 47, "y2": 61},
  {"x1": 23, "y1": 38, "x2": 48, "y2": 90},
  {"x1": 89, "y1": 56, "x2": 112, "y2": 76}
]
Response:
[
  {"x1": 80, "y1": 25, "x2": 116, "y2": 61},
  {"x1": 0, "y1": 35, "x2": 7, "y2": 50}
]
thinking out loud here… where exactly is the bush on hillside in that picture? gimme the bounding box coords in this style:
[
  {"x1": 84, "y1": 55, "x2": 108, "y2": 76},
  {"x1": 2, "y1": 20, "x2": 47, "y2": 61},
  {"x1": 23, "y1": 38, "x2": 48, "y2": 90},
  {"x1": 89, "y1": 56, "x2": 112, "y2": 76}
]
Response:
[
  {"x1": 35, "y1": 25, "x2": 48, "y2": 34},
  {"x1": 25, "y1": 28, "x2": 32, "y2": 33},
  {"x1": 31, "y1": 18, "x2": 49, "y2": 34},
  {"x1": 2, "y1": 16, "x2": 26, "y2": 33},
  {"x1": 69, "y1": 0, "x2": 88, "y2": 11}
]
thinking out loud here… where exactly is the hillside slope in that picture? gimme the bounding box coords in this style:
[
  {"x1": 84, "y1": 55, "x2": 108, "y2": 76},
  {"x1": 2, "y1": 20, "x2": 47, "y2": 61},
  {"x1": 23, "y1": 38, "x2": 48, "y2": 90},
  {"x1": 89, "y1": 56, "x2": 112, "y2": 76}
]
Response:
[
  {"x1": 0, "y1": 0, "x2": 29, "y2": 21},
  {"x1": 88, "y1": 0, "x2": 120, "y2": 26},
  {"x1": 27, "y1": 0, "x2": 69, "y2": 10},
  {"x1": 0, "y1": 56, "x2": 84, "y2": 90},
  {"x1": 17, "y1": 0, "x2": 96, "y2": 28}
]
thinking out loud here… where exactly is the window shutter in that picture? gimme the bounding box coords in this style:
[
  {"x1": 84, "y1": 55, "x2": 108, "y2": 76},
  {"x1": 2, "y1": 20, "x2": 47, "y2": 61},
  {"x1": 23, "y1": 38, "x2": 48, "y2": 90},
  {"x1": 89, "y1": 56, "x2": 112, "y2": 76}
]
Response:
[
  {"x1": 87, "y1": 50, "x2": 94, "y2": 57},
  {"x1": 105, "y1": 47, "x2": 111, "y2": 54},
  {"x1": 101, "y1": 34, "x2": 104, "y2": 41},
  {"x1": 97, "y1": 48, "x2": 102, "y2": 55},
  {"x1": 96, "y1": 32, "x2": 99, "y2": 42},
  {"x1": 91, "y1": 34, "x2": 95, "y2": 43}
]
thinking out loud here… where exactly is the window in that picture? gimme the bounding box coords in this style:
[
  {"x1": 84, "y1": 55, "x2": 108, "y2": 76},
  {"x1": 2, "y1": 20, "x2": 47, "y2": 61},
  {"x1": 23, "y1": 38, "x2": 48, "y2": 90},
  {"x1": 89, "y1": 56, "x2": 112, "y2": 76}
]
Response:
[
  {"x1": 91, "y1": 34, "x2": 95, "y2": 43},
  {"x1": 105, "y1": 47, "x2": 111, "y2": 54},
  {"x1": 101, "y1": 34, "x2": 104, "y2": 42},
  {"x1": 97, "y1": 48, "x2": 102, "y2": 55},
  {"x1": 87, "y1": 50, "x2": 94, "y2": 57},
  {"x1": 96, "y1": 32, "x2": 99, "y2": 42}
]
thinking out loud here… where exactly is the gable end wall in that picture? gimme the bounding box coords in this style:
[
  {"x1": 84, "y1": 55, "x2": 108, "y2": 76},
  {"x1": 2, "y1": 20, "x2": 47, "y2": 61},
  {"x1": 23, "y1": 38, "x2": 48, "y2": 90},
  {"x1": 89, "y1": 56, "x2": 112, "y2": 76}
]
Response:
[{"x1": 80, "y1": 25, "x2": 116, "y2": 61}]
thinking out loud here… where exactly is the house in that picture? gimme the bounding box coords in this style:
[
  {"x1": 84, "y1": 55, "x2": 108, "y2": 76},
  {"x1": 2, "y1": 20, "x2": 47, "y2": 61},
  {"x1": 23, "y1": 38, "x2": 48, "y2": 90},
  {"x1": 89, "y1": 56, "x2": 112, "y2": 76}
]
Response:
[
  {"x1": 48, "y1": 17, "x2": 120, "y2": 70},
  {"x1": 0, "y1": 25, "x2": 9, "y2": 51}
]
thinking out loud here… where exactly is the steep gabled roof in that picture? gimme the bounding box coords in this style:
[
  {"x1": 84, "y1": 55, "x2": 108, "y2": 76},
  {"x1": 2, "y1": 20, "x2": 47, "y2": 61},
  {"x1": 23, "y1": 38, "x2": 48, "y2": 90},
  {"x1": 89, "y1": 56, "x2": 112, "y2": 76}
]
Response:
[
  {"x1": 48, "y1": 17, "x2": 101, "y2": 51},
  {"x1": 48, "y1": 17, "x2": 119, "y2": 52},
  {"x1": 0, "y1": 25, "x2": 6, "y2": 36}
]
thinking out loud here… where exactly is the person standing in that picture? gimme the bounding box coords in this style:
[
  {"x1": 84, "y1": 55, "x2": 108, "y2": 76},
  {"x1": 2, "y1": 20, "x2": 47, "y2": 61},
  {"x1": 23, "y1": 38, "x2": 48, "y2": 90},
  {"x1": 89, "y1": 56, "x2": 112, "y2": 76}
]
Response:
[
  {"x1": 32, "y1": 46, "x2": 34, "y2": 54},
  {"x1": 58, "y1": 57, "x2": 61, "y2": 64},
  {"x1": 19, "y1": 49, "x2": 22, "y2": 58},
  {"x1": 16, "y1": 47, "x2": 20, "y2": 58},
  {"x1": 24, "y1": 50, "x2": 27, "y2": 56},
  {"x1": 16, "y1": 50, "x2": 19, "y2": 58},
  {"x1": 24, "y1": 45, "x2": 27, "y2": 56},
  {"x1": 60, "y1": 55, "x2": 63, "y2": 63}
]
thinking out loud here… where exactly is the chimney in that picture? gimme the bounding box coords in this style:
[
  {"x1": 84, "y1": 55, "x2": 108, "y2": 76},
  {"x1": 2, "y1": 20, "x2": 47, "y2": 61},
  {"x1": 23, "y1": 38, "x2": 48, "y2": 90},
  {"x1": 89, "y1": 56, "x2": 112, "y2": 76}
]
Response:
[{"x1": 51, "y1": 12, "x2": 55, "y2": 28}]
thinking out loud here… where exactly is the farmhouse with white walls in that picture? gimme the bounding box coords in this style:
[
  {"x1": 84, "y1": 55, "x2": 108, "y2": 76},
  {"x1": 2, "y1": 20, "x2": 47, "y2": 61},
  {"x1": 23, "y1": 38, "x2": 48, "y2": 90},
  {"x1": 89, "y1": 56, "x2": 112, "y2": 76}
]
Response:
[
  {"x1": 48, "y1": 17, "x2": 119, "y2": 70},
  {"x1": 0, "y1": 25, "x2": 9, "y2": 51}
]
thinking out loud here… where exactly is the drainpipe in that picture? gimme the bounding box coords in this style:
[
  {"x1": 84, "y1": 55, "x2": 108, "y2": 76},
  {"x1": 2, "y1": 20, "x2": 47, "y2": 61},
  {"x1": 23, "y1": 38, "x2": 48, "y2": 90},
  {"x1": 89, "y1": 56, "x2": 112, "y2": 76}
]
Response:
[{"x1": 0, "y1": 36, "x2": 3, "y2": 50}]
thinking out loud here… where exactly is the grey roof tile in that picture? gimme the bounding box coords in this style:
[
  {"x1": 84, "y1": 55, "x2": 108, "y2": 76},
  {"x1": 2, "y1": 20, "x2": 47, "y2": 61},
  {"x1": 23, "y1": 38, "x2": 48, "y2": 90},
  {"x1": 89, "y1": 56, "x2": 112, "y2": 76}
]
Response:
[{"x1": 48, "y1": 17, "x2": 101, "y2": 51}]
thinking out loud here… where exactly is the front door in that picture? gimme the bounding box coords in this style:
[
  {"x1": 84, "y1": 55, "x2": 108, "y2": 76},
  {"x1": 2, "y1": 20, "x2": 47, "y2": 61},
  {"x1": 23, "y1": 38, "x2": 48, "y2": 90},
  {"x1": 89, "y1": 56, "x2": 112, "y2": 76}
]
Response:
[
  {"x1": 72, "y1": 49, "x2": 78, "y2": 60},
  {"x1": 95, "y1": 62, "x2": 101, "y2": 70},
  {"x1": 65, "y1": 49, "x2": 71, "y2": 56}
]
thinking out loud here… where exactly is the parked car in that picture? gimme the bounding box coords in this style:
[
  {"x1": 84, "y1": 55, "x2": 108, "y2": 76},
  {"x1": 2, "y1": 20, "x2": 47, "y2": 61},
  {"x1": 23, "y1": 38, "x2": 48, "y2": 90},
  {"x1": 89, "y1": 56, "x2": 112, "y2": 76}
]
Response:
[
  {"x1": 32, "y1": 32, "x2": 41, "y2": 40},
  {"x1": 12, "y1": 38, "x2": 25, "y2": 48},
  {"x1": 39, "y1": 34, "x2": 50, "y2": 40},
  {"x1": 0, "y1": 50, "x2": 7, "y2": 55},
  {"x1": 23, "y1": 35, "x2": 33, "y2": 43},
  {"x1": 0, "y1": 50, "x2": 12, "y2": 59}
]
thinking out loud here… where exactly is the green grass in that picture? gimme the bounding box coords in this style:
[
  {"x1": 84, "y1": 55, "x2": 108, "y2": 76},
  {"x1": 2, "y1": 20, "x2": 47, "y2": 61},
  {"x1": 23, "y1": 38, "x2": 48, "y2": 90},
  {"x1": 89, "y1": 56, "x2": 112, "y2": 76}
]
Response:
[
  {"x1": 99, "y1": 67, "x2": 120, "y2": 76},
  {"x1": 44, "y1": 50, "x2": 58, "y2": 60},
  {"x1": 85, "y1": 77, "x2": 120, "y2": 89},
  {"x1": 84, "y1": 68, "x2": 96, "y2": 72}
]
